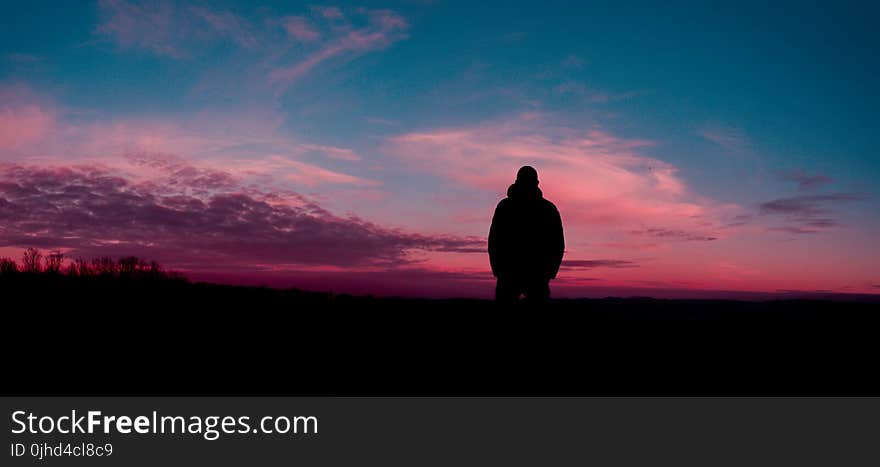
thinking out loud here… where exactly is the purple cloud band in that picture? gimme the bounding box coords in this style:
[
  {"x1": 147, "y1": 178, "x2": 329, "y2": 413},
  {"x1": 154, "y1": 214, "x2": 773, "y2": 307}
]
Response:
[
  {"x1": 629, "y1": 228, "x2": 718, "y2": 242},
  {"x1": 561, "y1": 259, "x2": 638, "y2": 269},
  {"x1": 777, "y1": 169, "x2": 833, "y2": 192},
  {"x1": 0, "y1": 163, "x2": 483, "y2": 271},
  {"x1": 759, "y1": 193, "x2": 868, "y2": 234}
]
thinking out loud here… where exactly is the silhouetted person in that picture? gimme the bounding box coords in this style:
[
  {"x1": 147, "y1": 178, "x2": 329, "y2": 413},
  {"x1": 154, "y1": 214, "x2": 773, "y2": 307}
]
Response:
[{"x1": 488, "y1": 166, "x2": 564, "y2": 304}]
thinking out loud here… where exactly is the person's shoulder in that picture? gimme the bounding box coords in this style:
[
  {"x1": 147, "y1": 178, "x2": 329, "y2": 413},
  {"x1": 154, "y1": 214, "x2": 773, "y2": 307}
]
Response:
[
  {"x1": 540, "y1": 197, "x2": 559, "y2": 212},
  {"x1": 492, "y1": 198, "x2": 509, "y2": 217}
]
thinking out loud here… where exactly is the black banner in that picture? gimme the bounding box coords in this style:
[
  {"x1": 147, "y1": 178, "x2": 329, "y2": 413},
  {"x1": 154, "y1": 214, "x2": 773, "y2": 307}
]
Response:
[{"x1": 4, "y1": 397, "x2": 879, "y2": 466}]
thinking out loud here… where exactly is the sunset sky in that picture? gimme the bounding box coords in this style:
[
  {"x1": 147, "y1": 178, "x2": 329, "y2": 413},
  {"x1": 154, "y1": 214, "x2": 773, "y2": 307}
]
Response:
[{"x1": 1, "y1": 1, "x2": 878, "y2": 297}]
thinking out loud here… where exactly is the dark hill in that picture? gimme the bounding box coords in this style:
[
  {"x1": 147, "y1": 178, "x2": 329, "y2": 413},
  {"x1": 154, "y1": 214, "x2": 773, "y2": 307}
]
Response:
[{"x1": 3, "y1": 271, "x2": 878, "y2": 396}]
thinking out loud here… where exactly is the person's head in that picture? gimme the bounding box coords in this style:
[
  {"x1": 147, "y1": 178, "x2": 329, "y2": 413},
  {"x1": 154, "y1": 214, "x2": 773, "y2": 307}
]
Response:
[{"x1": 516, "y1": 166, "x2": 539, "y2": 186}]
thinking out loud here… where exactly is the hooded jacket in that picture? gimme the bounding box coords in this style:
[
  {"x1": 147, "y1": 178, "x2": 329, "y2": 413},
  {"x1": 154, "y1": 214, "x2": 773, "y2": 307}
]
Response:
[{"x1": 488, "y1": 181, "x2": 564, "y2": 281}]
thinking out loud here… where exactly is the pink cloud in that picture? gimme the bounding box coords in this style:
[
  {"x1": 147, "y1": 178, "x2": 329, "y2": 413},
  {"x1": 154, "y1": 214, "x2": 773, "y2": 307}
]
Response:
[
  {"x1": 282, "y1": 16, "x2": 320, "y2": 42},
  {"x1": 0, "y1": 87, "x2": 375, "y2": 197},
  {"x1": 0, "y1": 163, "x2": 481, "y2": 277},
  {"x1": 96, "y1": 0, "x2": 186, "y2": 58},
  {"x1": 385, "y1": 114, "x2": 739, "y2": 234},
  {"x1": 377, "y1": 113, "x2": 759, "y2": 293},
  {"x1": 61, "y1": 118, "x2": 376, "y2": 189},
  {"x1": 0, "y1": 94, "x2": 54, "y2": 152}
]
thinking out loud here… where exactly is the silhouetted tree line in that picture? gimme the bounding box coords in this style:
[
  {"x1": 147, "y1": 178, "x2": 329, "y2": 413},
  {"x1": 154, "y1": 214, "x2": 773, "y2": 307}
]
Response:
[
  {"x1": 0, "y1": 248, "x2": 185, "y2": 281},
  {"x1": 1, "y1": 249, "x2": 875, "y2": 319}
]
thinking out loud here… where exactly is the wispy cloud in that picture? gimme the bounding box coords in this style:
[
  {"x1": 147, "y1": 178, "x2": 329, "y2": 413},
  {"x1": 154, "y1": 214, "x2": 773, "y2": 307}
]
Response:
[
  {"x1": 562, "y1": 54, "x2": 587, "y2": 68},
  {"x1": 4, "y1": 53, "x2": 44, "y2": 74},
  {"x1": 629, "y1": 228, "x2": 718, "y2": 242},
  {"x1": 502, "y1": 32, "x2": 526, "y2": 42},
  {"x1": 561, "y1": 259, "x2": 638, "y2": 269},
  {"x1": 95, "y1": 2, "x2": 408, "y2": 92},
  {"x1": 759, "y1": 193, "x2": 869, "y2": 234},
  {"x1": 778, "y1": 169, "x2": 833, "y2": 192},
  {"x1": 96, "y1": 0, "x2": 188, "y2": 58},
  {"x1": 759, "y1": 194, "x2": 867, "y2": 214},
  {"x1": 298, "y1": 144, "x2": 361, "y2": 161},
  {"x1": 96, "y1": 0, "x2": 261, "y2": 56},
  {"x1": 554, "y1": 82, "x2": 641, "y2": 103},
  {"x1": 281, "y1": 16, "x2": 321, "y2": 42},
  {"x1": 0, "y1": 84, "x2": 56, "y2": 152},
  {"x1": 313, "y1": 6, "x2": 344, "y2": 20},
  {"x1": 5, "y1": 53, "x2": 42, "y2": 64},
  {"x1": 262, "y1": 156, "x2": 379, "y2": 187},
  {"x1": 364, "y1": 116, "x2": 397, "y2": 126},
  {"x1": 269, "y1": 8, "x2": 408, "y2": 90},
  {"x1": 699, "y1": 124, "x2": 750, "y2": 153},
  {"x1": 189, "y1": 5, "x2": 258, "y2": 48}
]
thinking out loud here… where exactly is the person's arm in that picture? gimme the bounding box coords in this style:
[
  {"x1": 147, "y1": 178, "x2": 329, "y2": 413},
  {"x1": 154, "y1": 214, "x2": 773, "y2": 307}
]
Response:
[
  {"x1": 548, "y1": 206, "x2": 565, "y2": 279},
  {"x1": 488, "y1": 201, "x2": 505, "y2": 277}
]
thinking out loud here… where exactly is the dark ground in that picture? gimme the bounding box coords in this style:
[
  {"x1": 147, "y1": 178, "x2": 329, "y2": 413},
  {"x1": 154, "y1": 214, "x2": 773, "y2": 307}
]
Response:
[{"x1": 3, "y1": 273, "x2": 879, "y2": 396}]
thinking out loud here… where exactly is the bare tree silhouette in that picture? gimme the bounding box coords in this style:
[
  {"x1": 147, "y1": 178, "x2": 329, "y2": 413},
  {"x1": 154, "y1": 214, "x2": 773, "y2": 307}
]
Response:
[
  {"x1": 66, "y1": 258, "x2": 91, "y2": 277},
  {"x1": 22, "y1": 248, "x2": 42, "y2": 273},
  {"x1": 149, "y1": 261, "x2": 163, "y2": 277},
  {"x1": 44, "y1": 251, "x2": 64, "y2": 273},
  {"x1": 118, "y1": 256, "x2": 147, "y2": 276},
  {"x1": 0, "y1": 249, "x2": 182, "y2": 282},
  {"x1": 92, "y1": 256, "x2": 116, "y2": 276},
  {"x1": 0, "y1": 257, "x2": 17, "y2": 274}
]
